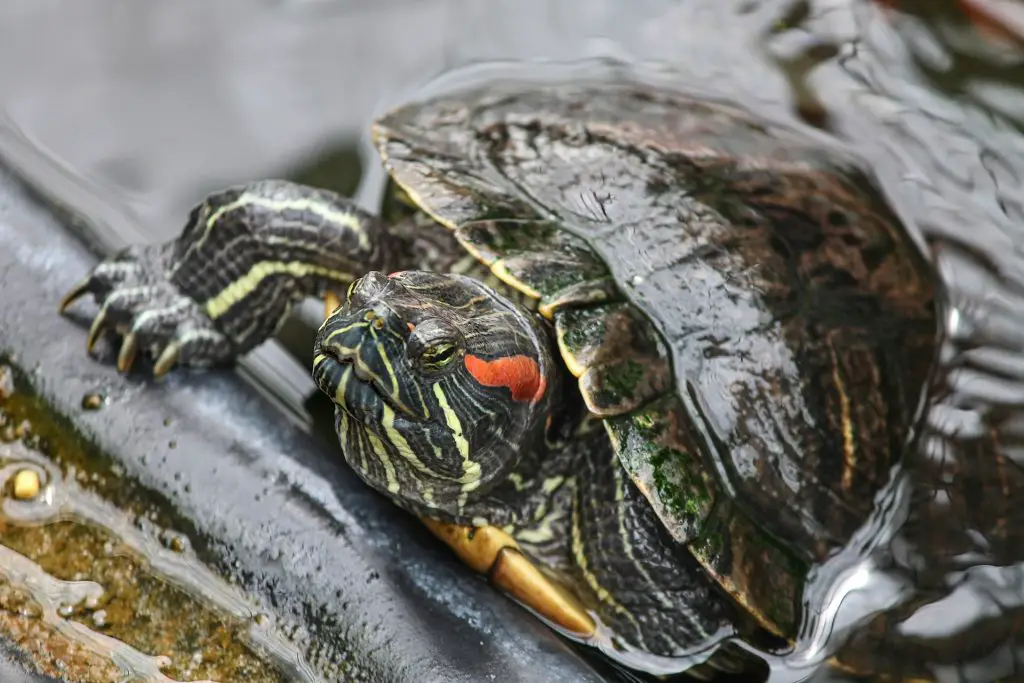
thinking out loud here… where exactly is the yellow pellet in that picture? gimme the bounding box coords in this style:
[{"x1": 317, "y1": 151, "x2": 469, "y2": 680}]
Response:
[{"x1": 12, "y1": 469, "x2": 40, "y2": 500}]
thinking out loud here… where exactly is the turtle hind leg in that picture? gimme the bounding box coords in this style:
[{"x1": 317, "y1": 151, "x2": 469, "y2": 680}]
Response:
[
  {"x1": 565, "y1": 433, "x2": 745, "y2": 660},
  {"x1": 510, "y1": 431, "x2": 764, "y2": 675},
  {"x1": 438, "y1": 434, "x2": 759, "y2": 675},
  {"x1": 61, "y1": 180, "x2": 407, "y2": 375}
]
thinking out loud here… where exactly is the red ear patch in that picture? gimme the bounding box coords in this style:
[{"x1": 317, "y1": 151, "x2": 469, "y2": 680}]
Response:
[{"x1": 464, "y1": 354, "x2": 547, "y2": 404}]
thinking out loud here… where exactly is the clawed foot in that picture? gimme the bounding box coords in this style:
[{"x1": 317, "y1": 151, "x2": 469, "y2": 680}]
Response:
[{"x1": 60, "y1": 245, "x2": 234, "y2": 377}]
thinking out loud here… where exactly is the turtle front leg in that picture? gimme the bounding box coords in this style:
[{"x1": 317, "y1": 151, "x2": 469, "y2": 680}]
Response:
[{"x1": 60, "y1": 180, "x2": 405, "y2": 376}]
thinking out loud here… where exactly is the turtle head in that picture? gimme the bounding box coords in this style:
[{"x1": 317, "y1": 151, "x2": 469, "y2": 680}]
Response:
[{"x1": 313, "y1": 270, "x2": 556, "y2": 520}]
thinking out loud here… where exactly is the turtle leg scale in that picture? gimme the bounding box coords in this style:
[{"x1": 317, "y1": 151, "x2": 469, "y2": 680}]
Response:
[{"x1": 60, "y1": 180, "x2": 403, "y2": 374}]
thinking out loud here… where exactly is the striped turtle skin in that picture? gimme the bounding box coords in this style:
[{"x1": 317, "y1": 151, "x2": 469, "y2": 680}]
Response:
[{"x1": 60, "y1": 72, "x2": 937, "y2": 677}]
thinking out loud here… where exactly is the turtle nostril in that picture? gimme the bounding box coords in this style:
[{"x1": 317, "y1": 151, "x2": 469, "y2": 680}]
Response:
[
  {"x1": 362, "y1": 309, "x2": 387, "y2": 330},
  {"x1": 361, "y1": 304, "x2": 407, "y2": 334}
]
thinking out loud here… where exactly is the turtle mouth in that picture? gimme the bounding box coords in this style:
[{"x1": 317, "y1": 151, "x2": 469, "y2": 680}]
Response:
[{"x1": 313, "y1": 345, "x2": 422, "y2": 421}]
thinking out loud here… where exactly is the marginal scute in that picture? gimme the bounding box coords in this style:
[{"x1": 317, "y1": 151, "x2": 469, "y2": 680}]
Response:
[
  {"x1": 605, "y1": 393, "x2": 805, "y2": 638},
  {"x1": 554, "y1": 303, "x2": 671, "y2": 416},
  {"x1": 454, "y1": 220, "x2": 616, "y2": 313},
  {"x1": 603, "y1": 395, "x2": 715, "y2": 545},
  {"x1": 455, "y1": 220, "x2": 566, "y2": 261},
  {"x1": 372, "y1": 130, "x2": 538, "y2": 231},
  {"x1": 687, "y1": 500, "x2": 805, "y2": 638},
  {"x1": 537, "y1": 279, "x2": 619, "y2": 319}
]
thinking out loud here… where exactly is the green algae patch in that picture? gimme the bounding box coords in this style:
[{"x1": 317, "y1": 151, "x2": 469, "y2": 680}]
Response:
[{"x1": 604, "y1": 394, "x2": 716, "y2": 543}]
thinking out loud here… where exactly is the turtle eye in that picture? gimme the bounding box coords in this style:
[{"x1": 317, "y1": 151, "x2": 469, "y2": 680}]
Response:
[
  {"x1": 419, "y1": 342, "x2": 458, "y2": 371},
  {"x1": 407, "y1": 318, "x2": 463, "y2": 375}
]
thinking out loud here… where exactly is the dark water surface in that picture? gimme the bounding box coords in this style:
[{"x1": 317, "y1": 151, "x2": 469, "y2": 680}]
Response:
[{"x1": 4, "y1": 0, "x2": 1024, "y2": 681}]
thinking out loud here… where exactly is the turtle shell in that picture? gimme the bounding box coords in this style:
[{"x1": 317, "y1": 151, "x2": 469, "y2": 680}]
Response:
[{"x1": 370, "y1": 71, "x2": 937, "y2": 636}]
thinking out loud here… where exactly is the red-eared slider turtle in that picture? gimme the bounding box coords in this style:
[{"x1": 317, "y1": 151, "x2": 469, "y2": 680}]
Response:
[{"x1": 59, "y1": 71, "x2": 937, "y2": 676}]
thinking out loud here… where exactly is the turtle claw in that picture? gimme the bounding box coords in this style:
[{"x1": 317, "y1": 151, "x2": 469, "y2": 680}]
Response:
[
  {"x1": 421, "y1": 518, "x2": 595, "y2": 638},
  {"x1": 59, "y1": 276, "x2": 95, "y2": 314},
  {"x1": 490, "y1": 546, "x2": 596, "y2": 638},
  {"x1": 153, "y1": 342, "x2": 181, "y2": 379},
  {"x1": 86, "y1": 307, "x2": 110, "y2": 353},
  {"x1": 116, "y1": 332, "x2": 140, "y2": 373},
  {"x1": 62, "y1": 245, "x2": 235, "y2": 376}
]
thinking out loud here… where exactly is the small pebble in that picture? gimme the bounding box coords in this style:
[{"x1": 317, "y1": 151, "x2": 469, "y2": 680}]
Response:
[
  {"x1": 81, "y1": 393, "x2": 104, "y2": 411},
  {"x1": 12, "y1": 469, "x2": 40, "y2": 500},
  {"x1": 91, "y1": 609, "x2": 107, "y2": 628},
  {"x1": 0, "y1": 365, "x2": 14, "y2": 400}
]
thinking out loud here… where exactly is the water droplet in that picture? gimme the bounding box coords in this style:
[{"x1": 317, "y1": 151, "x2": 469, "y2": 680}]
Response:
[{"x1": 18, "y1": 603, "x2": 41, "y2": 619}]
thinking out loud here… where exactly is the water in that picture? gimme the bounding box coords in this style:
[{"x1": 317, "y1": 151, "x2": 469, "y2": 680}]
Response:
[{"x1": 4, "y1": 0, "x2": 1024, "y2": 680}]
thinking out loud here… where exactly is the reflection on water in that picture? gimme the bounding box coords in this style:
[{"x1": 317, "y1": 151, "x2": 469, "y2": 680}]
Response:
[{"x1": 4, "y1": 0, "x2": 1024, "y2": 681}]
